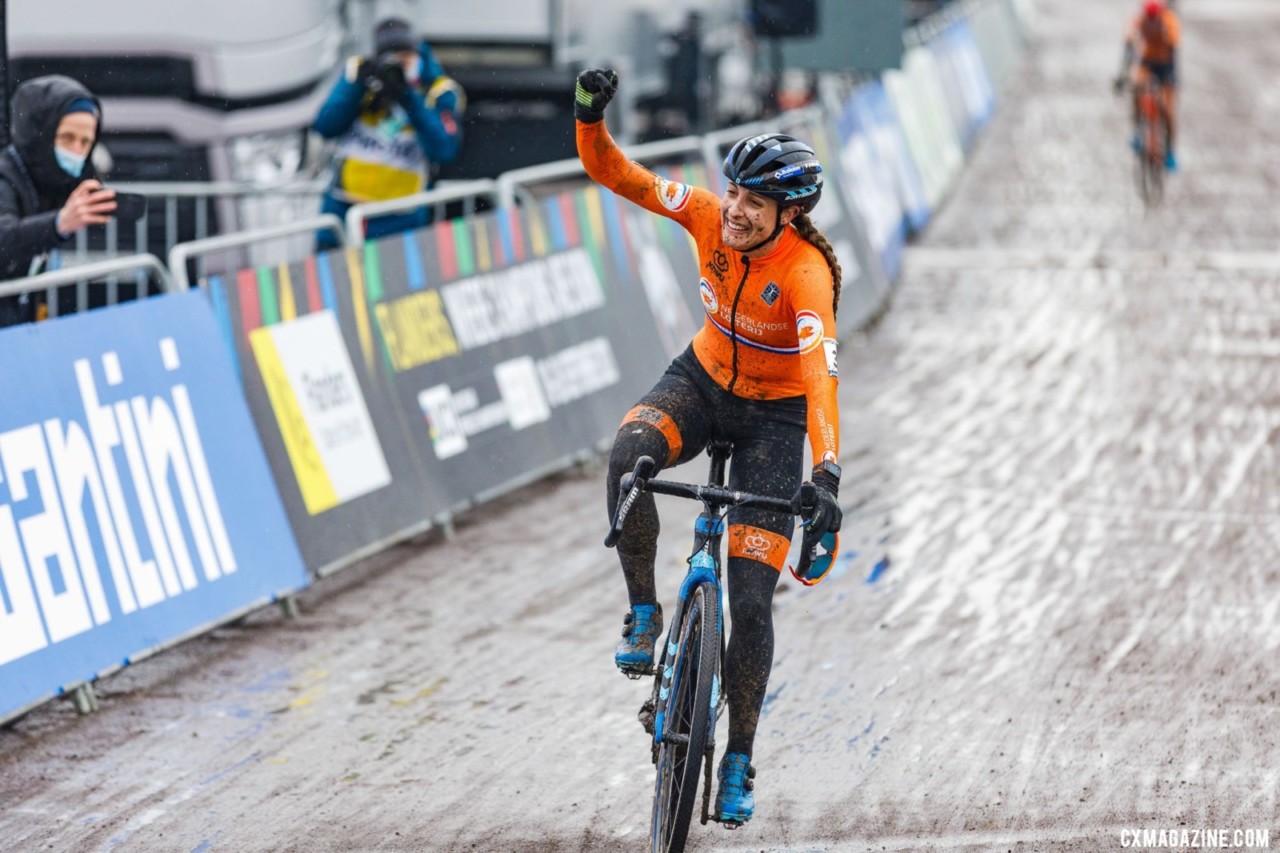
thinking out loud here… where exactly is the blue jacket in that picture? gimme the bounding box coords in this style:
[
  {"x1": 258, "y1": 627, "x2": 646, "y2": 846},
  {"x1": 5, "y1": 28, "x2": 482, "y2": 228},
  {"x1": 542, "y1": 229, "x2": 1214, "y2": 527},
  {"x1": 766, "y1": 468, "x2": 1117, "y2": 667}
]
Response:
[{"x1": 313, "y1": 41, "x2": 464, "y2": 204}]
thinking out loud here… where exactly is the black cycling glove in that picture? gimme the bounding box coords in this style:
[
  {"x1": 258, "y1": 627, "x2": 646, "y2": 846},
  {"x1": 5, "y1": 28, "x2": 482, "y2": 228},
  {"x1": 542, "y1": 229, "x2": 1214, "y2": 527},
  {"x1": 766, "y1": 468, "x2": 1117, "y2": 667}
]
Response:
[
  {"x1": 803, "y1": 466, "x2": 842, "y2": 554},
  {"x1": 575, "y1": 68, "x2": 618, "y2": 123},
  {"x1": 788, "y1": 466, "x2": 842, "y2": 585}
]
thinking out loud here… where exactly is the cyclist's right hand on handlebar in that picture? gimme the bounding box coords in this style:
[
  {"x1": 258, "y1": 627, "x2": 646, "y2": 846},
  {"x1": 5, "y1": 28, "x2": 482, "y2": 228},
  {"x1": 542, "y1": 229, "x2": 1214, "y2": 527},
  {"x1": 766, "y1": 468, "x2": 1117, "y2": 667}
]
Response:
[
  {"x1": 575, "y1": 68, "x2": 618, "y2": 123},
  {"x1": 605, "y1": 455, "x2": 655, "y2": 548}
]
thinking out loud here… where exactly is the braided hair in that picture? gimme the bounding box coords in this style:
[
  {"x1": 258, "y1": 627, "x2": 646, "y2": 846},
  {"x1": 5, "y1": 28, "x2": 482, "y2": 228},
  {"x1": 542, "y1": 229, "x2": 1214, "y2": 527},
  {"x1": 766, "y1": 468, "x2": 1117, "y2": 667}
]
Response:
[{"x1": 792, "y1": 212, "x2": 842, "y2": 314}]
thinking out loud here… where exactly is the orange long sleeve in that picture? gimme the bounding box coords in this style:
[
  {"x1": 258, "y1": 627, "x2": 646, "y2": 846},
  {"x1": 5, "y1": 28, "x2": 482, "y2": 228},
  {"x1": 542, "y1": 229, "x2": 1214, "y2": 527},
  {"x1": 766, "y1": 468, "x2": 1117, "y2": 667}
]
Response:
[{"x1": 578, "y1": 119, "x2": 840, "y2": 466}]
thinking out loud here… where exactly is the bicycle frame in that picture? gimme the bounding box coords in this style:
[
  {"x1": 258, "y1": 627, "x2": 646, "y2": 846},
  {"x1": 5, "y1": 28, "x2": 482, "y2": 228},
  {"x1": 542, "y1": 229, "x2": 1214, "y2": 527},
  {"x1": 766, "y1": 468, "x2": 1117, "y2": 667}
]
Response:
[
  {"x1": 651, "y1": 445, "x2": 733, "y2": 757},
  {"x1": 1132, "y1": 77, "x2": 1167, "y2": 206},
  {"x1": 1137, "y1": 80, "x2": 1164, "y2": 159}
]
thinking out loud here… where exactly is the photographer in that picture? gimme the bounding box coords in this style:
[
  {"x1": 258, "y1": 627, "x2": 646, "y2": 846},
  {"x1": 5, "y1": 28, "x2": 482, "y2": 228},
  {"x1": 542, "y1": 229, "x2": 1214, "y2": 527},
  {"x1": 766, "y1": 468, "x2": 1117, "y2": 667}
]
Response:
[
  {"x1": 0, "y1": 75, "x2": 118, "y2": 325},
  {"x1": 312, "y1": 17, "x2": 465, "y2": 250}
]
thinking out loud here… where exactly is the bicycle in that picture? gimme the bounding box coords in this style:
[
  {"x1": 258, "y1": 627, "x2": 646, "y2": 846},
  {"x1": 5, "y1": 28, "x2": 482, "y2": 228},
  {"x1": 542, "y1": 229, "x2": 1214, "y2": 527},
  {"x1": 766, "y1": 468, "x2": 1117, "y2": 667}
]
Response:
[
  {"x1": 1123, "y1": 75, "x2": 1168, "y2": 207},
  {"x1": 604, "y1": 441, "x2": 831, "y2": 853}
]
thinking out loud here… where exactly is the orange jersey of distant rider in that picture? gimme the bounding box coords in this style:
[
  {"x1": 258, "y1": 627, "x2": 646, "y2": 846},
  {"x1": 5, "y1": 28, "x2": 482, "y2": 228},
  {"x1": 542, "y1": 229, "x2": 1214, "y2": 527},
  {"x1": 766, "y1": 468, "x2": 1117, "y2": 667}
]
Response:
[{"x1": 1132, "y1": 7, "x2": 1180, "y2": 65}]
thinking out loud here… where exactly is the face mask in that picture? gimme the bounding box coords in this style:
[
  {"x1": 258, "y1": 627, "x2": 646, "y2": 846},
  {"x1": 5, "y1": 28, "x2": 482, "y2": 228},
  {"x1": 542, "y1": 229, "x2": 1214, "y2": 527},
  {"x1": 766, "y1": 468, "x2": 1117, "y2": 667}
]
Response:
[{"x1": 54, "y1": 146, "x2": 86, "y2": 177}]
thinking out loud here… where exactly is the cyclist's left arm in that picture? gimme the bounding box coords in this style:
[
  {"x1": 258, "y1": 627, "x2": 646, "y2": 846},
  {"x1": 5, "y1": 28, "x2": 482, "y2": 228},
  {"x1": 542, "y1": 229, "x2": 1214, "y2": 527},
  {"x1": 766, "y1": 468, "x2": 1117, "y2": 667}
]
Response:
[
  {"x1": 1164, "y1": 11, "x2": 1181, "y2": 55},
  {"x1": 790, "y1": 263, "x2": 840, "y2": 467}
]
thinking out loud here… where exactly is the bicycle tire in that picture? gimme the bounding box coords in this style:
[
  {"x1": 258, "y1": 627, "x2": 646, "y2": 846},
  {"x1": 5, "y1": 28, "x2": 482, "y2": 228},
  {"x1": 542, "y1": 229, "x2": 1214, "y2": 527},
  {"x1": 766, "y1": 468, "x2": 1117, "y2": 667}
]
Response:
[
  {"x1": 1143, "y1": 121, "x2": 1165, "y2": 206},
  {"x1": 650, "y1": 582, "x2": 719, "y2": 853},
  {"x1": 1146, "y1": 147, "x2": 1167, "y2": 204},
  {"x1": 1145, "y1": 154, "x2": 1164, "y2": 205},
  {"x1": 1135, "y1": 92, "x2": 1165, "y2": 207}
]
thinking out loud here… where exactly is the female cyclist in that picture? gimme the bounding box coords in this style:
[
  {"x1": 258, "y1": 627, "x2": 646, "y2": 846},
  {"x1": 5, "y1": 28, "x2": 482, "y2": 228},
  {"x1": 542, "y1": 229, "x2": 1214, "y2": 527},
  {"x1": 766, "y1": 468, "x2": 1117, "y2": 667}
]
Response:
[
  {"x1": 575, "y1": 68, "x2": 844, "y2": 826},
  {"x1": 1114, "y1": 0, "x2": 1181, "y2": 171}
]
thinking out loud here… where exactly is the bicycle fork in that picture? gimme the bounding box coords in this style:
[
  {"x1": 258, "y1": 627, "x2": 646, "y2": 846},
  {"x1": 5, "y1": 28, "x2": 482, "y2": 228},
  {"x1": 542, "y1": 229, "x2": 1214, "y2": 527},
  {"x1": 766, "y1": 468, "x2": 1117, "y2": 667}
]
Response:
[{"x1": 652, "y1": 547, "x2": 720, "y2": 745}]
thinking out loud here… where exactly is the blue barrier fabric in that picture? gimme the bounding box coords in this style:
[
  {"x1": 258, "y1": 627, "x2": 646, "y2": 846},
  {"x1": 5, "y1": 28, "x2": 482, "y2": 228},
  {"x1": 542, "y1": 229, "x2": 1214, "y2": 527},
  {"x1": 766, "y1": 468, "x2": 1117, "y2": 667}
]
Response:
[
  {"x1": 0, "y1": 290, "x2": 309, "y2": 720},
  {"x1": 835, "y1": 85, "x2": 910, "y2": 284},
  {"x1": 950, "y1": 19, "x2": 998, "y2": 131},
  {"x1": 930, "y1": 20, "x2": 997, "y2": 152},
  {"x1": 786, "y1": 113, "x2": 891, "y2": 335},
  {"x1": 857, "y1": 81, "x2": 932, "y2": 237},
  {"x1": 895, "y1": 47, "x2": 966, "y2": 209},
  {"x1": 969, "y1": 0, "x2": 1026, "y2": 88}
]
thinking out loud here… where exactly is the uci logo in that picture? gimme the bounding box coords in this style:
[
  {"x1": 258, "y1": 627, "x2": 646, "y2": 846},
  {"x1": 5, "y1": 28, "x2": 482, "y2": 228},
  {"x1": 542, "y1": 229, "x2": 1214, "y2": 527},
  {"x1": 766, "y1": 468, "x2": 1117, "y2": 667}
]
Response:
[{"x1": 700, "y1": 279, "x2": 718, "y2": 314}]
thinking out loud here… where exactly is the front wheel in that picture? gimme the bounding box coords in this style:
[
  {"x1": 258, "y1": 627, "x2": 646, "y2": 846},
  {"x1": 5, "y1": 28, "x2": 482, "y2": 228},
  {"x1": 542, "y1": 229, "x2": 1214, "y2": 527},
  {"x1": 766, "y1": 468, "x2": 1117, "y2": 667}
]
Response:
[
  {"x1": 1135, "y1": 102, "x2": 1165, "y2": 207},
  {"x1": 650, "y1": 583, "x2": 719, "y2": 853},
  {"x1": 1140, "y1": 135, "x2": 1165, "y2": 206}
]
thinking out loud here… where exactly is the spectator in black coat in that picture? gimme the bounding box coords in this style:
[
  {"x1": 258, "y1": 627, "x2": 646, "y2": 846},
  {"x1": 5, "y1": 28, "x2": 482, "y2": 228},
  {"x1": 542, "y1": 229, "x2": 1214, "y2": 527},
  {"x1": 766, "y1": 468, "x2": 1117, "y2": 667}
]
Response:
[{"x1": 0, "y1": 75, "x2": 118, "y2": 325}]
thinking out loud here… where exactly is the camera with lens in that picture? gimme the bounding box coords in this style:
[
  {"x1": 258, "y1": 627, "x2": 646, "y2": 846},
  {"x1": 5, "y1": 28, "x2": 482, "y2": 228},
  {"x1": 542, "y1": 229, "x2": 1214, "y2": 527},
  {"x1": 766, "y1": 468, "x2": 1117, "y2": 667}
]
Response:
[
  {"x1": 371, "y1": 56, "x2": 407, "y2": 91},
  {"x1": 360, "y1": 54, "x2": 408, "y2": 108}
]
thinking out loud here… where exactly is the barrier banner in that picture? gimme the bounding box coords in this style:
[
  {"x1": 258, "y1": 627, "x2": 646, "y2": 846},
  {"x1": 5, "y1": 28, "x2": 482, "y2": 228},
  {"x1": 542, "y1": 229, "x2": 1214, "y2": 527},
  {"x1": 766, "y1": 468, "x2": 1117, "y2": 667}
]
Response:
[
  {"x1": 954, "y1": 20, "x2": 997, "y2": 130},
  {"x1": 911, "y1": 46, "x2": 966, "y2": 206},
  {"x1": 930, "y1": 19, "x2": 997, "y2": 152},
  {"x1": 208, "y1": 251, "x2": 441, "y2": 574},
  {"x1": 372, "y1": 192, "x2": 670, "y2": 502},
  {"x1": 783, "y1": 112, "x2": 890, "y2": 335},
  {"x1": 857, "y1": 81, "x2": 931, "y2": 236},
  {"x1": 834, "y1": 84, "x2": 910, "y2": 284},
  {"x1": 1009, "y1": 0, "x2": 1038, "y2": 36},
  {"x1": 0, "y1": 290, "x2": 308, "y2": 721},
  {"x1": 970, "y1": 0, "x2": 1026, "y2": 88},
  {"x1": 886, "y1": 46, "x2": 964, "y2": 210},
  {"x1": 212, "y1": 192, "x2": 673, "y2": 572}
]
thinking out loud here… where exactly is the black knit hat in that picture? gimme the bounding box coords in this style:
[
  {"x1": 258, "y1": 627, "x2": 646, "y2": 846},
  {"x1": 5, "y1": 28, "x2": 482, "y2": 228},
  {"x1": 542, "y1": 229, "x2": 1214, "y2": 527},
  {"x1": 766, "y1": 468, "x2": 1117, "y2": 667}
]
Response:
[{"x1": 374, "y1": 18, "x2": 415, "y2": 55}]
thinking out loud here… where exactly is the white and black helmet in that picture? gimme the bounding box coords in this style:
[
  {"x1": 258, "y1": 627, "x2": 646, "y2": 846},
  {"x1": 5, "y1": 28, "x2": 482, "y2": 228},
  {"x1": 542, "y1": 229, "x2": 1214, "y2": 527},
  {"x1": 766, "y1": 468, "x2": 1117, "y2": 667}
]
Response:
[{"x1": 722, "y1": 133, "x2": 824, "y2": 213}]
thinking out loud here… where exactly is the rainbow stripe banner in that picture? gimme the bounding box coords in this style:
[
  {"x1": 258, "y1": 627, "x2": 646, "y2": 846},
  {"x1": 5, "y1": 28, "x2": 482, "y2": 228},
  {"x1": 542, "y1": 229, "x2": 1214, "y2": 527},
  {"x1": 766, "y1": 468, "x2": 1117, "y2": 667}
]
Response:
[{"x1": 207, "y1": 191, "x2": 675, "y2": 575}]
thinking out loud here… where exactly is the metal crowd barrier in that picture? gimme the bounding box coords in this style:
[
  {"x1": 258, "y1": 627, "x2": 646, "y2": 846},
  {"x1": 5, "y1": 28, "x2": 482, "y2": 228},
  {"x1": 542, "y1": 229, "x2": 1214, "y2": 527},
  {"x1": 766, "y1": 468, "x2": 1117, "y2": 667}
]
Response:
[
  {"x1": 168, "y1": 215, "x2": 347, "y2": 290},
  {"x1": 62, "y1": 178, "x2": 329, "y2": 270},
  {"x1": 0, "y1": 254, "x2": 178, "y2": 316},
  {"x1": 344, "y1": 179, "x2": 500, "y2": 247}
]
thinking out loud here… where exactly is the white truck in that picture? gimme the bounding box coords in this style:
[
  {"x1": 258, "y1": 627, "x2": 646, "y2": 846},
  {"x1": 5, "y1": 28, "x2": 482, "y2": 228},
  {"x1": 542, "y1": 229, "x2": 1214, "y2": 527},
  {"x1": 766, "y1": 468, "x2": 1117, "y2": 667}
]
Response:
[{"x1": 9, "y1": 0, "x2": 344, "y2": 187}]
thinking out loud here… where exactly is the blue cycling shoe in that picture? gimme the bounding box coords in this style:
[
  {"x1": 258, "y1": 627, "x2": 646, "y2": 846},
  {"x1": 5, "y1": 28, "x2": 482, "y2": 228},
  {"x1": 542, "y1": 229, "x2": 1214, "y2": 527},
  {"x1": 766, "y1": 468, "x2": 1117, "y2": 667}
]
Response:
[
  {"x1": 614, "y1": 603, "x2": 662, "y2": 675},
  {"x1": 715, "y1": 752, "x2": 756, "y2": 825},
  {"x1": 1165, "y1": 149, "x2": 1178, "y2": 172}
]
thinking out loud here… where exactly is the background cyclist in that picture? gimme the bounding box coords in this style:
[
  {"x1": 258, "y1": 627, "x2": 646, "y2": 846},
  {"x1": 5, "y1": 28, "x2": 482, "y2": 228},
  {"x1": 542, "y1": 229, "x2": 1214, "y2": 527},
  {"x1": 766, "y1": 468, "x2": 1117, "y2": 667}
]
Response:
[
  {"x1": 1115, "y1": 0, "x2": 1181, "y2": 171},
  {"x1": 576, "y1": 68, "x2": 844, "y2": 827}
]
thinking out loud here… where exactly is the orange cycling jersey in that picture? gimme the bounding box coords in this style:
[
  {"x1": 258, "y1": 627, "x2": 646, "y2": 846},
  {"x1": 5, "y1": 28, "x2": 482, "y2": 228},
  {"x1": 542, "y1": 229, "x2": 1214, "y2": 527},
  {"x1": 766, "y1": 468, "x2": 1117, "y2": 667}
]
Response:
[
  {"x1": 1133, "y1": 9, "x2": 1180, "y2": 65},
  {"x1": 577, "y1": 118, "x2": 840, "y2": 467}
]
